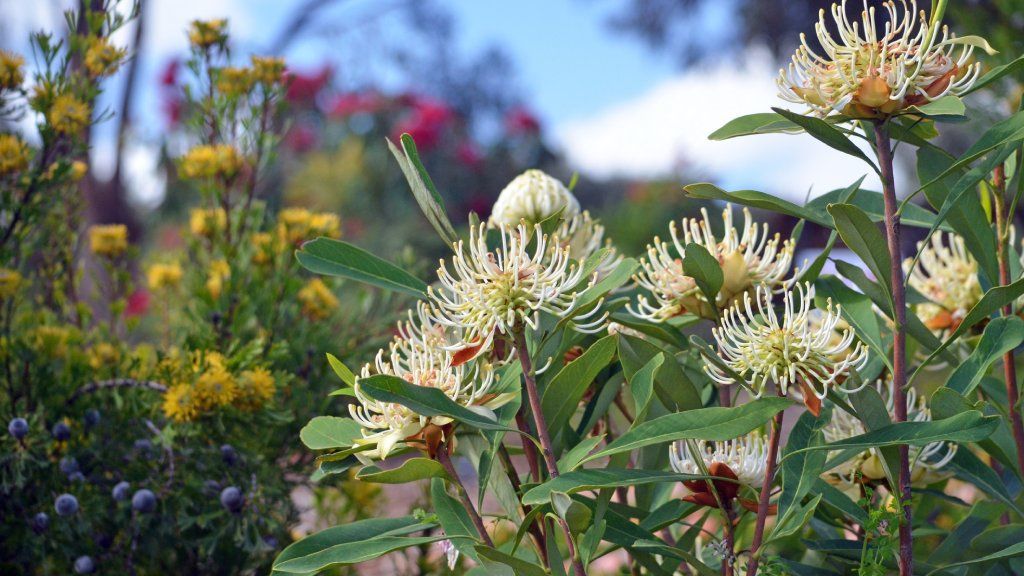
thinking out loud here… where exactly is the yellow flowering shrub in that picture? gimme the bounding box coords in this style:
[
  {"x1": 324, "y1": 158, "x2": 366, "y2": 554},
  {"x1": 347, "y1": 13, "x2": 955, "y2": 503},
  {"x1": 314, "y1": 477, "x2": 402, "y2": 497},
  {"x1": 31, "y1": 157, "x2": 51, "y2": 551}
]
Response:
[
  {"x1": 188, "y1": 19, "x2": 228, "y2": 49},
  {"x1": 179, "y1": 144, "x2": 243, "y2": 180},
  {"x1": 46, "y1": 94, "x2": 91, "y2": 135},
  {"x1": 83, "y1": 37, "x2": 126, "y2": 78},
  {"x1": 88, "y1": 224, "x2": 129, "y2": 257},
  {"x1": 297, "y1": 278, "x2": 339, "y2": 320},
  {"x1": 0, "y1": 134, "x2": 30, "y2": 175},
  {"x1": 0, "y1": 49, "x2": 24, "y2": 89},
  {"x1": 147, "y1": 262, "x2": 183, "y2": 291},
  {"x1": 189, "y1": 207, "x2": 228, "y2": 238},
  {"x1": 0, "y1": 268, "x2": 22, "y2": 299}
]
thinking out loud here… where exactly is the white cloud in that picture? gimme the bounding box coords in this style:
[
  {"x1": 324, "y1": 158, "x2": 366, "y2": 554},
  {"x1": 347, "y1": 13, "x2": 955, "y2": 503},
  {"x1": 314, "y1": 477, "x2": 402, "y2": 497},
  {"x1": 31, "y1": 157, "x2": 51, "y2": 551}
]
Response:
[{"x1": 553, "y1": 51, "x2": 909, "y2": 202}]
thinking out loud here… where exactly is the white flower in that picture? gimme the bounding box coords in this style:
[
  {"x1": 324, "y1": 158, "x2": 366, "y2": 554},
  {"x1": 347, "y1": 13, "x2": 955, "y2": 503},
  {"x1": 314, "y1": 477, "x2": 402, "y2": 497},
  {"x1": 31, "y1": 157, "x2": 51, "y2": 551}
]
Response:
[
  {"x1": 669, "y1": 432, "x2": 770, "y2": 489},
  {"x1": 439, "y1": 537, "x2": 459, "y2": 570},
  {"x1": 632, "y1": 205, "x2": 796, "y2": 321},
  {"x1": 823, "y1": 378, "x2": 956, "y2": 485},
  {"x1": 556, "y1": 211, "x2": 623, "y2": 279},
  {"x1": 707, "y1": 283, "x2": 869, "y2": 402},
  {"x1": 349, "y1": 327, "x2": 506, "y2": 462},
  {"x1": 489, "y1": 169, "x2": 580, "y2": 227},
  {"x1": 428, "y1": 223, "x2": 595, "y2": 359},
  {"x1": 904, "y1": 232, "x2": 982, "y2": 332},
  {"x1": 777, "y1": 0, "x2": 984, "y2": 118}
]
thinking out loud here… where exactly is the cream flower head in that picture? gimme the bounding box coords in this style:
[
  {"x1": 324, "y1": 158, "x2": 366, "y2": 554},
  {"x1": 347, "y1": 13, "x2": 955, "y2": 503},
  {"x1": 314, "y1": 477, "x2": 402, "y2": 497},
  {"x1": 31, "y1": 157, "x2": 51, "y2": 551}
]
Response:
[
  {"x1": 669, "y1": 432, "x2": 770, "y2": 489},
  {"x1": 823, "y1": 378, "x2": 956, "y2": 486},
  {"x1": 632, "y1": 205, "x2": 796, "y2": 321},
  {"x1": 349, "y1": 334, "x2": 500, "y2": 462},
  {"x1": 428, "y1": 223, "x2": 600, "y2": 359},
  {"x1": 556, "y1": 211, "x2": 623, "y2": 279},
  {"x1": 707, "y1": 283, "x2": 869, "y2": 406},
  {"x1": 777, "y1": 0, "x2": 984, "y2": 118},
  {"x1": 904, "y1": 232, "x2": 981, "y2": 333},
  {"x1": 489, "y1": 169, "x2": 580, "y2": 227}
]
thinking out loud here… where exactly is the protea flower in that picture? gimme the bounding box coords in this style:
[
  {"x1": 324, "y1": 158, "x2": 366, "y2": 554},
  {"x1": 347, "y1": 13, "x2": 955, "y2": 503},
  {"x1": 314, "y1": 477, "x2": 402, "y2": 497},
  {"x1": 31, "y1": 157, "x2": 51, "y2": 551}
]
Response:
[
  {"x1": 488, "y1": 169, "x2": 580, "y2": 227},
  {"x1": 706, "y1": 283, "x2": 869, "y2": 414},
  {"x1": 904, "y1": 232, "x2": 982, "y2": 333},
  {"x1": 669, "y1": 432, "x2": 771, "y2": 511},
  {"x1": 632, "y1": 205, "x2": 796, "y2": 321},
  {"x1": 823, "y1": 378, "x2": 956, "y2": 486},
  {"x1": 349, "y1": 335, "x2": 508, "y2": 462},
  {"x1": 428, "y1": 223, "x2": 601, "y2": 362},
  {"x1": 777, "y1": 0, "x2": 986, "y2": 118}
]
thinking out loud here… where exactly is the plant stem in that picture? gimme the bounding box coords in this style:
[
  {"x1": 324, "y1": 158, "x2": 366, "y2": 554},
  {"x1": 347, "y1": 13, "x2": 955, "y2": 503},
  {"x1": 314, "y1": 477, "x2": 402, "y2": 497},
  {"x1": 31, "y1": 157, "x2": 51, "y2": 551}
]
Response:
[
  {"x1": 873, "y1": 121, "x2": 913, "y2": 576},
  {"x1": 512, "y1": 327, "x2": 588, "y2": 576},
  {"x1": 744, "y1": 407, "x2": 783, "y2": 576},
  {"x1": 436, "y1": 443, "x2": 494, "y2": 548},
  {"x1": 992, "y1": 164, "x2": 1024, "y2": 480},
  {"x1": 498, "y1": 444, "x2": 550, "y2": 567}
]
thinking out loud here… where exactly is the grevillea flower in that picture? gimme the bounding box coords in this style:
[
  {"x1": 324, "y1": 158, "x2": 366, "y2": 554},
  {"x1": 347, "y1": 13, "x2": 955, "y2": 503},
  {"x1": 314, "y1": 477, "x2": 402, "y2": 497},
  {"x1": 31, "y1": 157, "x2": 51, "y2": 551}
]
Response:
[
  {"x1": 428, "y1": 223, "x2": 599, "y2": 360},
  {"x1": 632, "y1": 205, "x2": 796, "y2": 321},
  {"x1": 669, "y1": 432, "x2": 771, "y2": 511},
  {"x1": 904, "y1": 232, "x2": 981, "y2": 332},
  {"x1": 556, "y1": 211, "x2": 623, "y2": 279},
  {"x1": 349, "y1": 333, "x2": 507, "y2": 462},
  {"x1": 707, "y1": 283, "x2": 868, "y2": 414},
  {"x1": 777, "y1": 0, "x2": 986, "y2": 118},
  {"x1": 823, "y1": 378, "x2": 956, "y2": 486},
  {"x1": 488, "y1": 169, "x2": 580, "y2": 228}
]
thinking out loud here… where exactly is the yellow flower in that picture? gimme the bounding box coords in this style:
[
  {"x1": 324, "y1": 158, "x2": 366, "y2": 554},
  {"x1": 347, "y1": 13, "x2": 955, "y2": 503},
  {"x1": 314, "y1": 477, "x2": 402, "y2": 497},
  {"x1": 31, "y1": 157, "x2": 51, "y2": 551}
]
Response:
[
  {"x1": 0, "y1": 268, "x2": 23, "y2": 299},
  {"x1": 70, "y1": 161, "x2": 88, "y2": 181},
  {"x1": 163, "y1": 384, "x2": 198, "y2": 422},
  {"x1": 193, "y1": 362, "x2": 238, "y2": 410},
  {"x1": 0, "y1": 133, "x2": 31, "y2": 175},
  {"x1": 277, "y1": 207, "x2": 312, "y2": 244},
  {"x1": 89, "y1": 224, "x2": 129, "y2": 258},
  {"x1": 188, "y1": 19, "x2": 228, "y2": 50},
  {"x1": 83, "y1": 38, "x2": 126, "y2": 78},
  {"x1": 298, "y1": 278, "x2": 339, "y2": 320},
  {"x1": 250, "y1": 55, "x2": 285, "y2": 85},
  {"x1": 0, "y1": 50, "x2": 25, "y2": 90},
  {"x1": 252, "y1": 232, "x2": 276, "y2": 265},
  {"x1": 309, "y1": 212, "x2": 341, "y2": 238},
  {"x1": 236, "y1": 367, "x2": 275, "y2": 410},
  {"x1": 217, "y1": 67, "x2": 253, "y2": 97},
  {"x1": 147, "y1": 263, "x2": 183, "y2": 291},
  {"x1": 206, "y1": 259, "x2": 231, "y2": 299},
  {"x1": 47, "y1": 94, "x2": 90, "y2": 135},
  {"x1": 30, "y1": 325, "x2": 73, "y2": 358},
  {"x1": 189, "y1": 207, "x2": 228, "y2": 238},
  {"x1": 88, "y1": 342, "x2": 120, "y2": 370},
  {"x1": 179, "y1": 144, "x2": 243, "y2": 180}
]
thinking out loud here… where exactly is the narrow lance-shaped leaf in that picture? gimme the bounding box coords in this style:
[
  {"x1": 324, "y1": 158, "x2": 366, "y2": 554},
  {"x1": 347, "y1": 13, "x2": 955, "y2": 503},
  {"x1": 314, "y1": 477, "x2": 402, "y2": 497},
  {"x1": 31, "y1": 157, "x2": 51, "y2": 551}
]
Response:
[
  {"x1": 359, "y1": 375, "x2": 512, "y2": 432},
  {"x1": 387, "y1": 135, "x2": 459, "y2": 247},
  {"x1": 772, "y1": 107, "x2": 879, "y2": 172},
  {"x1": 356, "y1": 458, "x2": 448, "y2": 484},
  {"x1": 708, "y1": 112, "x2": 803, "y2": 140},
  {"x1": 947, "y1": 316, "x2": 1024, "y2": 396},
  {"x1": 300, "y1": 416, "x2": 363, "y2": 451},
  {"x1": 296, "y1": 237, "x2": 428, "y2": 297},
  {"x1": 826, "y1": 203, "x2": 893, "y2": 303}
]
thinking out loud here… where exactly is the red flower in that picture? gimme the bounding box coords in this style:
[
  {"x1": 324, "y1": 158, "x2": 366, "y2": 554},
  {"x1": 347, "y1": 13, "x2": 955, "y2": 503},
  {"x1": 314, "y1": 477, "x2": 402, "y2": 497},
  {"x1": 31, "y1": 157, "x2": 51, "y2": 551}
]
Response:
[
  {"x1": 455, "y1": 141, "x2": 484, "y2": 170},
  {"x1": 327, "y1": 91, "x2": 382, "y2": 118},
  {"x1": 392, "y1": 96, "x2": 453, "y2": 150},
  {"x1": 285, "y1": 66, "x2": 331, "y2": 104},
  {"x1": 505, "y1": 106, "x2": 541, "y2": 135},
  {"x1": 126, "y1": 289, "x2": 150, "y2": 317},
  {"x1": 284, "y1": 124, "x2": 318, "y2": 152},
  {"x1": 159, "y1": 59, "x2": 179, "y2": 87}
]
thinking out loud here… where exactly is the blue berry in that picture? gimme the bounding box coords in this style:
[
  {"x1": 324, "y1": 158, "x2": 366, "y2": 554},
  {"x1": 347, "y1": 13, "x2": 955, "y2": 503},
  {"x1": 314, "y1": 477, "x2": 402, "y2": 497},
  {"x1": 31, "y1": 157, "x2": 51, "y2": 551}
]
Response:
[
  {"x1": 73, "y1": 555, "x2": 95, "y2": 574},
  {"x1": 8, "y1": 417, "x2": 28, "y2": 439},
  {"x1": 133, "y1": 439, "x2": 153, "y2": 458},
  {"x1": 112, "y1": 481, "x2": 131, "y2": 501},
  {"x1": 131, "y1": 489, "x2": 156, "y2": 513},
  {"x1": 68, "y1": 471, "x2": 86, "y2": 483},
  {"x1": 55, "y1": 493, "x2": 79, "y2": 516},
  {"x1": 220, "y1": 486, "x2": 243, "y2": 513},
  {"x1": 32, "y1": 512, "x2": 49, "y2": 533},
  {"x1": 220, "y1": 444, "x2": 238, "y2": 466},
  {"x1": 59, "y1": 456, "x2": 79, "y2": 475},
  {"x1": 202, "y1": 479, "x2": 221, "y2": 497},
  {"x1": 52, "y1": 422, "x2": 71, "y2": 441},
  {"x1": 263, "y1": 535, "x2": 278, "y2": 549},
  {"x1": 84, "y1": 409, "x2": 101, "y2": 428}
]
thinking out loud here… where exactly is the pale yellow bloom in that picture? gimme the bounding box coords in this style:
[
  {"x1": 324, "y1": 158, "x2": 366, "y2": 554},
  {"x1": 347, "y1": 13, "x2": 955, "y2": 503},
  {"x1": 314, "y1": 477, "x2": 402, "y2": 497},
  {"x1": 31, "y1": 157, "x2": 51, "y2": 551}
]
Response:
[
  {"x1": 189, "y1": 208, "x2": 227, "y2": 238},
  {"x1": 179, "y1": 144, "x2": 243, "y2": 180},
  {"x1": 89, "y1": 224, "x2": 129, "y2": 257},
  {"x1": 298, "y1": 278, "x2": 339, "y2": 320},
  {"x1": 83, "y1": 38, "x2": 126, "y2": 78},
  {"x1": 147, "y1": 263, "x2": 183, "y2": 291},
  {"x1": 0, "y1": 50, "x2": 25, "y2": 90},
  {"x1": 188, "y1": 19, "x2": 228, "y2": 49},
  {"x1": 47, "y1": 94, "x2": 90, "y2": 135},
  {"x1": 250, "y1": 56, "x2": 285, "y2": 85},
  {"x1": 0, "y1": 134, "x2": 30, "y2": 176}
]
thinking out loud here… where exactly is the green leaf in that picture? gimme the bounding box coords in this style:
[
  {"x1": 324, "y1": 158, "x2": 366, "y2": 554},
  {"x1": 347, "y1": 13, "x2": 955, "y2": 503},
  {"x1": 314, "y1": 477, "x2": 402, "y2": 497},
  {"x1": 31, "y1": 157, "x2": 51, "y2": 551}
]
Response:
[
  {"x1": 708, "y1": 112, "x2": 802, "y2": 140},
  {"x1": 431, "y1": 477, "x2": 482, "y2": 562},
  {"x1": 948, "y1": 317, "x2": 1024, "y2": 396},
  {"x1": 388, "y1": 135, "x2": 459, "y2": 247},
  {"x1": 777, "y1": 411, "x2": 829, "y2": 538},
  {"x1": 558, "y1": 434, "x2": 606, "y2": 472},
  {"x1": 684, "y1": 183, "x2": 829, "y2": 227},
  {"x1": 300, "y1": 416, "x2": 363, "y2": 451},
  {"x1": 581, "y1": 397, "x2": 793, "y2": 464},
  {"x1": 326, "y1": 353, "x2": 356, "y2": 387},
  {"x1": 356, "y1": 458, "x2": 448, "y2": 484},
  {"x1": 617, "y1": 334, "x2": 702, "y2": 412},
  {"x1": 550, "y1": 492, "x2": 592, "y2": 536},
  {"x1": 272, "y1": 517, "x2": 438, "y2": 573},
  {"x1": 826, "y1": 203, "x2": 893, "y2": 299},
  {"x1": 926, "y1": 542, "x2": 1024, "y2": 575},
  {"x1": 948, "y1": 448, "x2": 1023, "y2": 517},
  {"x1": 914, "y1": 278, "x2": 1024, "y2": 378},
  {"x1": 474, "y1": 546, "x2": 547, "y2": 576},
  {"x1": 523, "y1": 469, "x2": 706, "y2": 506},
  {"x1": 576, "y1": 257, "x2": 639, "y2": 307},
  {"x1": 682, "y1": 242, "x2": 723, "y2": 308},
  {"x1": 786, "y1": 411, "x2": 999, "y2": 462},
  {"x1": 629, "y1": 353, "x2": 664, "y2": 425},
  {"x1": 296, "y1": 238, "x2": 428, "y2": 297},
  {"x1": 541, "y1": 334, "x2": 618, "y2": 439},
  {"x1": 772, "y1": 107, "x2": 878, "y2": 171},
  {"x1": 905, "y1": 95, "x2": 966, "y2": 120},
  {"x1": 359, "y1": 375, "x2": 510, "y2": 432}
]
